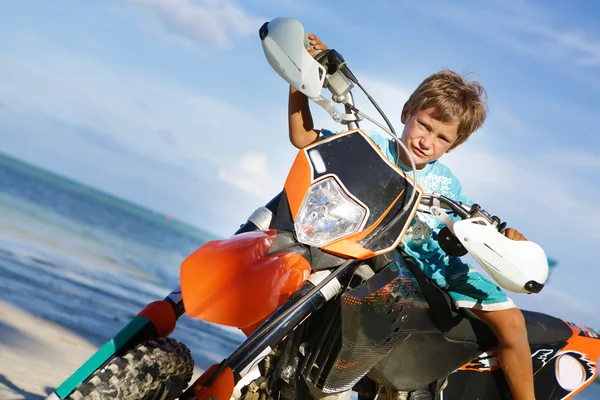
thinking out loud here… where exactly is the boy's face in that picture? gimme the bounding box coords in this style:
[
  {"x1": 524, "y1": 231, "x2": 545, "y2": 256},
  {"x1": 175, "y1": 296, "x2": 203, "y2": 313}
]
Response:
[{"x1": 400, "y1": 105, "x2": 460, "y2": 169}]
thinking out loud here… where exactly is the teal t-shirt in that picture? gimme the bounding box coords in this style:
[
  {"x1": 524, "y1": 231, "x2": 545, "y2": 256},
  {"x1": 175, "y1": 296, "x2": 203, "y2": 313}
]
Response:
[{"x1": 320, "y1": 129, "x2": 472, "y2": 288}]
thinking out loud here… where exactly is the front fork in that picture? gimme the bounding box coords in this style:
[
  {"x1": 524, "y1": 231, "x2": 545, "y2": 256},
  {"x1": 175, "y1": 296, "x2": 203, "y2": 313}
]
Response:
[
  {"x1": 45, "y1": 287, "x2": 186, "y2": 400},
  {"x1": 47, "y1": 272, "x2": 337, "y2": 400},
  {"x1": 179, "y1": 268, "x2": 347, "y2": 400}
]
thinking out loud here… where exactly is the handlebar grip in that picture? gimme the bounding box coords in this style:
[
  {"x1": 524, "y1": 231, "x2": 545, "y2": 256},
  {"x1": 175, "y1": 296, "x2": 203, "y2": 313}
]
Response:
[
  {"x1": 468, "y1": 203, "x2": 481, "y2": 216},
  {"x1": 497, "y1": 222, "x2": 507, "y2": 234}
]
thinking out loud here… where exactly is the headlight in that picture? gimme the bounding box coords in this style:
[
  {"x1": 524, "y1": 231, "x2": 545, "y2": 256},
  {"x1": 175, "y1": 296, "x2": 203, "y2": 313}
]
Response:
[{"x1": 294, "y1": 177, "x2": 367, "y2": 247}]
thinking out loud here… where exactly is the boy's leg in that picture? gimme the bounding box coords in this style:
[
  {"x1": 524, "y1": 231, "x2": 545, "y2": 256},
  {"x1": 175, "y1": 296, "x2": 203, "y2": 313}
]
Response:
[
  {"x1": 470, "y1": 308, "x2": 535, "y2": 400},
  {"x1": 445, "y1": 265, "x2": 534, "y2": 400}
]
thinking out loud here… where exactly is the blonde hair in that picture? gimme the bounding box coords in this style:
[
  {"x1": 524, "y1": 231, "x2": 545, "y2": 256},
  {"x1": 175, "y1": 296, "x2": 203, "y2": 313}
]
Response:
[{"x1": 404, "y1": 69, "x2": 488, "y2": 150}]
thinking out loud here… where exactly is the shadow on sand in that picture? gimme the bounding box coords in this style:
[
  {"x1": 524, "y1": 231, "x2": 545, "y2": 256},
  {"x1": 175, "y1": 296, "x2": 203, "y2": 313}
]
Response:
[{"x1": 0, "y1": 374, "x2": 53, "y2": 400}]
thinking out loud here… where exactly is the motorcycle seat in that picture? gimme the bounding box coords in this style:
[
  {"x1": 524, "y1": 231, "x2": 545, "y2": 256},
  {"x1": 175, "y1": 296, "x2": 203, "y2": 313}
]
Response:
[
  {"x1": 443, "y1": 308, "x2": 574, "y2": 346},
  {"x1": 402, "y1": 251, "x2": 573, "y2": 346}
]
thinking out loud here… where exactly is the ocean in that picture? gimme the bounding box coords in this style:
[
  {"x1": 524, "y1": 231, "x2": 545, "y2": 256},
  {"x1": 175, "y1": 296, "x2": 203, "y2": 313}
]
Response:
[
  {"x1": 0, "y1": 153, "x2": 598, "y2": 399},
  {"x1": 0, "y1": 153, "x2": 246, "y2": 383}
]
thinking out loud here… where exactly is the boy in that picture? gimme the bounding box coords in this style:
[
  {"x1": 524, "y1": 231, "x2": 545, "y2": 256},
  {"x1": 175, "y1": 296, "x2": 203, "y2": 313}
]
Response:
[{"x1": 287, "y1": 35, "x2": 534, "y2": 400}]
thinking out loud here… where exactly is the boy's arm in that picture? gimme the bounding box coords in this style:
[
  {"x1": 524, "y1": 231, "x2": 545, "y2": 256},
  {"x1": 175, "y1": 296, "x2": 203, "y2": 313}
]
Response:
[
  {"x1": 288, "y1": 86, "x2": 320, "y2": 149},
  {"x1": 288, "y1": 34, "x2": 328, "y2": 149}
]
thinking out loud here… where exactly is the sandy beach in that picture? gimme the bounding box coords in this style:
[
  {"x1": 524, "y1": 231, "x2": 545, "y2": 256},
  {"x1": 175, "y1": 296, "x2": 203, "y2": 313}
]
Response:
[
  {"x1": 0, "y1": 156, "x2": 227, "y2": 399},
  {"x1": 0, "y1": 300, "x2": 207, "y2": 400},
  {"x1": 0, "y1": 300, "x2": 98, "y2": 400}
]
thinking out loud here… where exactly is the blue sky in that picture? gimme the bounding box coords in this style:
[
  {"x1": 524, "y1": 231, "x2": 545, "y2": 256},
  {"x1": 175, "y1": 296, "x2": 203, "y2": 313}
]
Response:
[{"x1": 1, "y1": 0, "x2": 599, "y2": 327}]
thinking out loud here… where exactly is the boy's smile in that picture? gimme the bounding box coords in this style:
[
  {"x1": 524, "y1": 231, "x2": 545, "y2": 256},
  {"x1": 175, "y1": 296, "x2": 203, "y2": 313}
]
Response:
[{"x1": 399, "y1": 106, "x2": 460, "y2": 169}]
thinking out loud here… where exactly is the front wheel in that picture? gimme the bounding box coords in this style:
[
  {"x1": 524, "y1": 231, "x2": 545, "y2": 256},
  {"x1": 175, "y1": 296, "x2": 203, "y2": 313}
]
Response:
[{"x1": 68, "y1": 338, "x2": 194, "y2": 400}]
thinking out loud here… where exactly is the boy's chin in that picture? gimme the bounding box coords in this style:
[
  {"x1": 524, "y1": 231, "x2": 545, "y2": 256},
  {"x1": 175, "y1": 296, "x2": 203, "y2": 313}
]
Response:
[
  {"x1": 400, "y1": 151, "x2": 429, "y2": 167},
  {"x1": 408, "y1": 153, "x2": 434, "y2": 170},
  {"x1": 410, "y1": 153, "x2": 429, "y2": 164}
]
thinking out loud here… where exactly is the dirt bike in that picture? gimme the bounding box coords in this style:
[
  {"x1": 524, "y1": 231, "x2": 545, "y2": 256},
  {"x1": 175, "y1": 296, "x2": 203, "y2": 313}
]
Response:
[{"x1": 46, "y1": 18, "x2": 600, "y2": 400}]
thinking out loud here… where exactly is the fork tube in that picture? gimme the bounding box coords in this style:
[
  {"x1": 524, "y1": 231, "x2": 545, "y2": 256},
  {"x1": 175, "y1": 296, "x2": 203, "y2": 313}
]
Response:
[
  {"x1": 211, "y1": 259, "x2": 355, "y2": 385},
  {"x1": 180, "y1": 259, "x2": 356, "y2": 400},
  {"x1": 179, "y1": 281, "x2": 328, "y2": 400},
  {"x1": 345, "y1": 91, "x2": 359, "y2": 130},
  {"x1": 163, "y1": 285, "x2": 186, "y2": 318},
  {"x1": 228, "y1": 280, "x2": 325, "y2": 378}
]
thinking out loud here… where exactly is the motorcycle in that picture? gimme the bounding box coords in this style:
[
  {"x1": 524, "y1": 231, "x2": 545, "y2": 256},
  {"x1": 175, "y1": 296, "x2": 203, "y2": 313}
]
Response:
[{"x1": 46, "y1": 18, "x2": 600, "y2": 400}]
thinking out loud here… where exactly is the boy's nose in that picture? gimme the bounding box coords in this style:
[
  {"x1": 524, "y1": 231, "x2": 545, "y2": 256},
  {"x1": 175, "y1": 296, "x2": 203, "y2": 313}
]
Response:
[{"x1": 420, "y1": 136, "x2": 432, "y2": 149}]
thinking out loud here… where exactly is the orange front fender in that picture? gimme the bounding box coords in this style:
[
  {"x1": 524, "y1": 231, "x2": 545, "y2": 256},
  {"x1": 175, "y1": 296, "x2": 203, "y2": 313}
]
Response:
[{"x1": 180, "y1": 230, "x2": 311, "y2": 331}]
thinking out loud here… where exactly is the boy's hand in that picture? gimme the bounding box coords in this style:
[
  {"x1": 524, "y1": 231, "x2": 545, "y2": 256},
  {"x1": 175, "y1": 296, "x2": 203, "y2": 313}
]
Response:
[
  {"x1": 306, "y1": 34, "x2": 328, "y2": 57},
  {"x1": 505, "y1": 228, "x2": 527, "y2": 241}
]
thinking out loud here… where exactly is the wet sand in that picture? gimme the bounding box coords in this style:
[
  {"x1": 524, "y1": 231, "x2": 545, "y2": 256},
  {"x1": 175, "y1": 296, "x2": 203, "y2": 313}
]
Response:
[
  {"x1": 0, "y1": 300, "x2": 203, "y2": 400},
  {"x1": 0, "y1": 300, "x2": 98, "y2": 399}
]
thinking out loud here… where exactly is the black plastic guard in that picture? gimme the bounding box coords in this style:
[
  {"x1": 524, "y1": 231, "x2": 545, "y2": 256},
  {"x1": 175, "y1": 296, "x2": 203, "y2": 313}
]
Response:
[
  {"x1": 319, "y1": 254, "x2": 437, "y2": 394},
  {"x1": 368, "y1": 332, "x2": 480, "y2": 391}
]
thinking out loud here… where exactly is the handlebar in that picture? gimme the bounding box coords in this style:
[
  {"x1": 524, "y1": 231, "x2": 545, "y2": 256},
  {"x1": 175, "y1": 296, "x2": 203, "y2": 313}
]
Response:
[
  {"x1": 421, "y1": 193, "x2": 471, "y2": 219},
  {"x1": 421, "y1": 193, "x2": 507, "y2": 233}
]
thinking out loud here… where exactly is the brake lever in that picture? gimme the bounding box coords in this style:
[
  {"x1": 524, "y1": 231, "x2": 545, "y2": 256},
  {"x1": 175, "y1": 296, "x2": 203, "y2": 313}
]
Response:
[
  {"x1": 310, "y1": 96, "x2": 360, "y2": 124},
  {"x1": 420, "y1": 194, "x2": 470, "y2": 219},
  {"x1": 467, "y1": 204, "x2": 508, "y2": 235}
]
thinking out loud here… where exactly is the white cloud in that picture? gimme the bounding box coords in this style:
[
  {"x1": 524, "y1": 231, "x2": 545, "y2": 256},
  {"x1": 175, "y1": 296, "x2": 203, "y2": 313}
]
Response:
[
  {"x1": 406, "y1": 1, "x2": 600, "y2": 68},
  {"x1": 217, "y1": 151, "x2": 278, "y2": 200},
  {"x1": 534, "y1": 25, "x2": 600, "y2": 67},
  {"x1": 545, "y1": 151, "x2": 600, "y2": 169},
  {"x1": 121, "y1": 0, "x2": 264, "y2": 48},
  {"x1": 0, "y1": 32, "x2": 301, "y2": 228},
  {"x1": 355, "y1": 76, "x2": 411, "y2": 122},
  {"x1": 496, "y1": 109, "x2": 528, "y2": 134},
  {"x1": 0, "y1": 33, "x2": 269, "y2": 172}
]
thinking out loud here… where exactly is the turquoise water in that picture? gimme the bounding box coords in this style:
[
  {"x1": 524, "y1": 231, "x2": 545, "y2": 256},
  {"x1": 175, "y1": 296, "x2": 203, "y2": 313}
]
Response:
[
  {"x1": 0, "y1": 152, "x2": 598, "y2": 399},
  {"x1": 0, "y1": 153, "x2": 245, "y2": 374}
]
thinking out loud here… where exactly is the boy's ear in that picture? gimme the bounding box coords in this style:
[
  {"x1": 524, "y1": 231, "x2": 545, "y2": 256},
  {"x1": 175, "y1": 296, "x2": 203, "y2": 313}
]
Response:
[{"x1": 401, "y1": 102, "x2": 409, "y2": 124}]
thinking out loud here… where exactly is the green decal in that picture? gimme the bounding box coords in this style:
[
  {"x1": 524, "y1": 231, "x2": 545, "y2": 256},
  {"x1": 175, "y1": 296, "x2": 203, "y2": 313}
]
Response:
[{"x1": 55, "y1": 316, "x2": 150, "y2": 398}]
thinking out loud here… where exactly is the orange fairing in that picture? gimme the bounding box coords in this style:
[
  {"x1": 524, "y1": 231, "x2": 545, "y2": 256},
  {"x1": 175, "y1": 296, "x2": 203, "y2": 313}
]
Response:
[
  {"x1": 193, "y1": 364, "x2": 234, "y2": 400},
  {"x1": 180, "y1": 230, "x2": 311, "y2": 330},
  {"x1": 284, "y1": 149, "x2": 312, "y2": 220},
  {"x1": 559, "y1": 324, "x2": 600, "y2": 399},
  {"x1": 283, "y1": 129, "x2": 423, "y2": 260}
]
